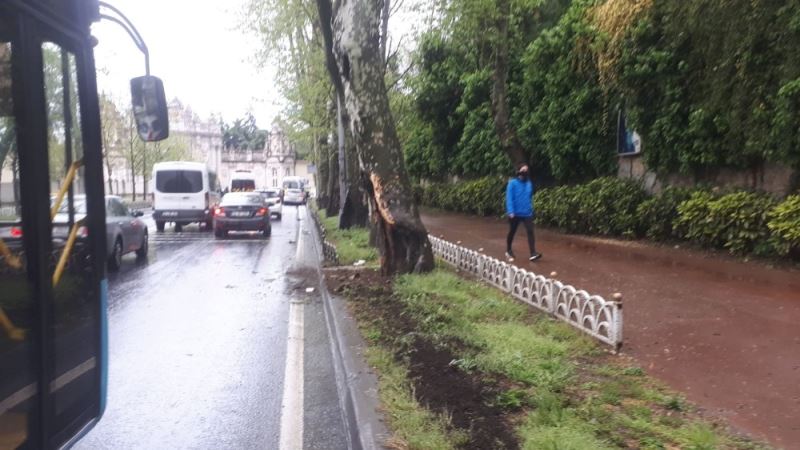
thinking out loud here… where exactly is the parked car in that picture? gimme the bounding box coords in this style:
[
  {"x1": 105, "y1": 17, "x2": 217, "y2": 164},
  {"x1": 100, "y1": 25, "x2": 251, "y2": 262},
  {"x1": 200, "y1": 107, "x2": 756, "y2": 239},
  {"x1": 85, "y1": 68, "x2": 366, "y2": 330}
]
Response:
[
  {"x1": 282, "y1": 178, "x2": 306, "y2": 205},
  {"x1": 213, "y1": 192, "x2": 272, "y2": 238},
  {"x1": 258, "y1": 189, "x2": 283, "y2": 219},
  {"x1": 152, "y1": 161, "x2": 220, "y2": 232}
]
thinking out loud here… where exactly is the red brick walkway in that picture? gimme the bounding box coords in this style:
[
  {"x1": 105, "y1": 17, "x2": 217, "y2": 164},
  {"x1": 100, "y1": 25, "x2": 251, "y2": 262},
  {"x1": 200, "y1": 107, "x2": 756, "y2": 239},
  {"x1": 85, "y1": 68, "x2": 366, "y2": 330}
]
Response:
[{"x1": 421, "y1": 209, "x2": 800, "y2": 448}]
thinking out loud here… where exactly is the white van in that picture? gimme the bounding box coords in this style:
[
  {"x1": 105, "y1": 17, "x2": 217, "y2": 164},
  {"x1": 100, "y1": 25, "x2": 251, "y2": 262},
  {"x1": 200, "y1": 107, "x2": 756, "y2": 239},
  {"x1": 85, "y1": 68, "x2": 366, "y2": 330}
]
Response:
[
  {"x1": 230, "y1": 170, "x2": 256, "y2": 192},
  {"x1": 152, "y1": 161, "x2": 220, "y2": 232}
]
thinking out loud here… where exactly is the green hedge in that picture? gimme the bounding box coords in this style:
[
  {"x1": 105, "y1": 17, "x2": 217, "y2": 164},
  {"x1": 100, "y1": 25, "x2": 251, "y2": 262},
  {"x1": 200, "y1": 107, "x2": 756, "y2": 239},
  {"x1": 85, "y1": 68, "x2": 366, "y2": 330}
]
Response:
[
  {"x1": 419, "y1": 176, "x2": 800, "y2": 259},
  {"x1": 767, "y1": 195, "x2": 800, "y2": 256}
]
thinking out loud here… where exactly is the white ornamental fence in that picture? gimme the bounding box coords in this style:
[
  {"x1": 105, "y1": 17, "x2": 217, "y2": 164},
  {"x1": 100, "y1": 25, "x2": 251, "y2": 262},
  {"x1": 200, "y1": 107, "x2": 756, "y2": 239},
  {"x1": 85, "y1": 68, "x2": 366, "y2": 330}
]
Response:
[{"x1": 428, "y1": 235, "x2": 623, "y2": 350}]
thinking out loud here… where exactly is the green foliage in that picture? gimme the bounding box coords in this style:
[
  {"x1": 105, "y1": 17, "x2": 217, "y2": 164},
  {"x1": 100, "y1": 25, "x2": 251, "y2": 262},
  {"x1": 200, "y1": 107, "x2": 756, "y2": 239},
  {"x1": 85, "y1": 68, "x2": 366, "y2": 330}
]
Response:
[
  {"x1": 319, "y1": 212, "x2": 378, "y2": 265},
  {"x1": 635, "y1": 187, "x2": 696, "y2": 240},
  {"x1": 768, "y1": 195, "x2": 800, "y2": 256},
  {"x1": 533, "y1": 177, "x2": 646, "y2": 235},
  {"x1": 515, "y1": 0, "x2": 617, "y2": 182},
  {"x1": 675, "y1": 191, "x2": 777, "y2": 255},
  {"x1": 422, "y1": 177, "x2": 506, "y2": 216},
  {"x1": 221, "y1": 113, "x2": 267, "y2": 150},
  {"x1": 618, "y1": 2, "x2": 800, "y2": 174}
]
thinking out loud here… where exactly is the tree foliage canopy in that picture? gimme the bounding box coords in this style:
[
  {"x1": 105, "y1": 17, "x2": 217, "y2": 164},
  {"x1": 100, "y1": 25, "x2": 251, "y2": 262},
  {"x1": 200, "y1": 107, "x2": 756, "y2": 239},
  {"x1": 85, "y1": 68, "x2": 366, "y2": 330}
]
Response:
[{"x1": 397, "y1": 0, "x2": 800, "y2": 184}]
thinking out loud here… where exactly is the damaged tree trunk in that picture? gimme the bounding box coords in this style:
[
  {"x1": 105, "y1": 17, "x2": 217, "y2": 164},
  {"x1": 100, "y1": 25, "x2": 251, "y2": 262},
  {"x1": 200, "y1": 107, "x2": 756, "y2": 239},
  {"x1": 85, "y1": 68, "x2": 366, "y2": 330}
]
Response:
[
  {"x1": 490, "y1": 0, "x2": 527, "y2": 168},
  {"x1": 316, "y1": 0, "x2": 433, "y2": 274},
  {"x1": 338, "y1": 93, "x2": 369, "y2": 229}
]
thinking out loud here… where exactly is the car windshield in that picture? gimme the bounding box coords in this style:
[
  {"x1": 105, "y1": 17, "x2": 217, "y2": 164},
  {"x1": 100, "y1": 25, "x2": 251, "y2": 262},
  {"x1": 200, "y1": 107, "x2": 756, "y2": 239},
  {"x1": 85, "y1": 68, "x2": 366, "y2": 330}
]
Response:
[
  {"x1": 284, "y1": 181, "x2": 299, "y2": 189},
  {"x1": 221, "y1": 193, "x2": 263, "y2": 206},
  {"x1": 262, "y1": 190, "x2": 280, "y2": 198}
]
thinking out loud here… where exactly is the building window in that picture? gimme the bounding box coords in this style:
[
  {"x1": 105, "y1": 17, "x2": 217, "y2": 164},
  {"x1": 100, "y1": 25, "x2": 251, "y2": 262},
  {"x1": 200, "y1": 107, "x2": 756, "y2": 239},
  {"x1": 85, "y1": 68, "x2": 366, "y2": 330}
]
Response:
[
  {"x1": 272, "y1": 179, "x2": 277, "y2": 187},
  {"x1": 272, "y1": 168, "x2": 277, "y2": 178},
  {"x1": 285, "y1": 167, "x2": 290, "y2": 176}
]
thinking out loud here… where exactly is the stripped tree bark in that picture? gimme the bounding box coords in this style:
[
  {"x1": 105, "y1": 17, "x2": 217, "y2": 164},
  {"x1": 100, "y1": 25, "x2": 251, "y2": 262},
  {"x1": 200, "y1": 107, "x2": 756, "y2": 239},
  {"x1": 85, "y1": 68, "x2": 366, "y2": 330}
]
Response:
[
  {"x1": 316, "y1": 0, "x2": 433, "y2": 274},
  {"x1": 490, "y1": 0, "x2": 527, "y2": 168},
  {"x1": 339, "y1": 100, "x2": 369, "y2": 228}
]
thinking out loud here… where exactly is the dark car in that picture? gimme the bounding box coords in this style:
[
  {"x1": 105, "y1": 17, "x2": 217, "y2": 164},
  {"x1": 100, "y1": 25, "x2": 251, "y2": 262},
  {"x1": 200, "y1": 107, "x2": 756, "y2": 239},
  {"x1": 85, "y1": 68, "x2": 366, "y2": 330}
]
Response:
[{"x1": 213, "y1": 192, "x2": 272, "y2": 238}]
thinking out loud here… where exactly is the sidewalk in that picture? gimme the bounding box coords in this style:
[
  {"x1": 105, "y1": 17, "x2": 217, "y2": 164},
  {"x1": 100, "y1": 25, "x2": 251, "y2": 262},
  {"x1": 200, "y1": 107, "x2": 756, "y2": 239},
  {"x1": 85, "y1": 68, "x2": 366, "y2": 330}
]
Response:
[{"x1": 421, "y1": 209, "x2": 800, "y2": 448}]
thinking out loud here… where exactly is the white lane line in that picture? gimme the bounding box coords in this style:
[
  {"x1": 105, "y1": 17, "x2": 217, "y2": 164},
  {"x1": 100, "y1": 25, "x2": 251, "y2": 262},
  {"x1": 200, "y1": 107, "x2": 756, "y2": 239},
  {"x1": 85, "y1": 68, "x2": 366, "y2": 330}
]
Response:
[
  {"x1": 279, "y1": 300, "x2": 305, "y2": 450},
  {"x1": 0, "y1": 357, "x2": 96, "y2": 416}
]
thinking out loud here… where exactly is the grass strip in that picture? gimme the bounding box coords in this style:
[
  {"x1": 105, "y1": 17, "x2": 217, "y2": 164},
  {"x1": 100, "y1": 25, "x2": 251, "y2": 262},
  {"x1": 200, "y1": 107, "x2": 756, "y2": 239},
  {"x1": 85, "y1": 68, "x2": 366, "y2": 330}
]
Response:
[
  {"x1": 314, "y1": 208, "x2": 378, "y2": 265},
  {"x1": 337, "y1": 265, "x2": 768, "y2": 449}
]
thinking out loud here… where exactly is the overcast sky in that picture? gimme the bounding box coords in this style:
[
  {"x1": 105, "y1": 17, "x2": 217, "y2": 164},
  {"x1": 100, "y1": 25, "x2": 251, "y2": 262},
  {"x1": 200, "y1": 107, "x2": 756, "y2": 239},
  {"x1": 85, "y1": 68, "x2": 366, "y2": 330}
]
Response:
[
  {"x1": 91, "y1": 0, "x2": 427, "y2": 127},
  {"x1": 92, "y1": 0, "x2": 280, "y2": 126}
]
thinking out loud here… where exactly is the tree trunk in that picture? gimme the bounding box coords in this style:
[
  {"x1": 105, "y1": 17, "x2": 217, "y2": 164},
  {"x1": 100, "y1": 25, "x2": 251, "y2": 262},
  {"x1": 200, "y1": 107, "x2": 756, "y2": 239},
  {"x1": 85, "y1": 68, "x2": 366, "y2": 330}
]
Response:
[
  {"x1": 490, "y1": 0, "x2": 527, "y2": 168},
  {"x1": 338, "y1": 95, "x2": 370, "y2": 229},
  {"x1": 129, "y1": 147, "x2": 137, "y2": 201},
  {"x1": 316, "y1": 0, "x2": 434, "y2": 274},
  {"x1": 380, "y1": 0, "x2": 390, "y2": 61},
  {"x1": 316, "y1": 134, "x2": 329, "y2": 208},
  {"x1": 325, "y1": 135, "x2": 340, "y2": 216},
  {"x1": 336, "y1": 94, "x2": 347, "y2": 213},
  {"x1": 105, "y1": 155, "x2": 113, "y2": 194}
]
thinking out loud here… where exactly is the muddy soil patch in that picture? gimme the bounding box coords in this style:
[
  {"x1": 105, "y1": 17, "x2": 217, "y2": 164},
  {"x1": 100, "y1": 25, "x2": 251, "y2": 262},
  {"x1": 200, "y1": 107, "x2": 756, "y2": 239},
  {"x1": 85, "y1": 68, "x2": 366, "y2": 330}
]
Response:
[{"x1": 325, "y1": 267, "x2": 520, "y2": 449}]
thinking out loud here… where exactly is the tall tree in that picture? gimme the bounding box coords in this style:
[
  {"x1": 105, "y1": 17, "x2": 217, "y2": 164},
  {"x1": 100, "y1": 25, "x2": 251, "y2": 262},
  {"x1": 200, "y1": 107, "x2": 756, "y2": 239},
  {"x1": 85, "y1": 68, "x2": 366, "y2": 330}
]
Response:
[
  {"x1": 490, "y1": 0, "x2": 527, "y2": 167},
  {"x1": 99, "y1": 94, "x2": 124, "y2": 194},
  {"x1": 316, "y1": 0, "x2": 433, "y2": 274}
]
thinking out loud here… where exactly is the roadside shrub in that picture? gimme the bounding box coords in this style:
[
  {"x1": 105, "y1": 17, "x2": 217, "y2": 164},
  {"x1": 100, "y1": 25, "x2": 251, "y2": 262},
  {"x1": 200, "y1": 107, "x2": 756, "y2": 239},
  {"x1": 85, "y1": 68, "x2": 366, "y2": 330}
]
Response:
[
  {"x1": 768, "y1": 195, "x2": 800, "y2": 257},
  {"x1": 575, "y1": 177, "x2": 648, "y2": 236},
  {"x1": 635, "y1": 187, "x2": 696, "y2": 240},
  {"x1": 419, "y1": 177, "x2": 506, "y2": 216},
  {"x1": 675, "y1": 191, "x2": 777, "y2": 254}
]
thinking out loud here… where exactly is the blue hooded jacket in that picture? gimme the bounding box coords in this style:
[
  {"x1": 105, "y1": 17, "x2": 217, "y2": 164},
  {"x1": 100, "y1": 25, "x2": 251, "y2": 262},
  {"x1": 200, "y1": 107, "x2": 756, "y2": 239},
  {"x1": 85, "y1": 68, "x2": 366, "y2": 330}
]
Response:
[{"x1": 505, "y1": 177, "x2": 534, "y2": 217}]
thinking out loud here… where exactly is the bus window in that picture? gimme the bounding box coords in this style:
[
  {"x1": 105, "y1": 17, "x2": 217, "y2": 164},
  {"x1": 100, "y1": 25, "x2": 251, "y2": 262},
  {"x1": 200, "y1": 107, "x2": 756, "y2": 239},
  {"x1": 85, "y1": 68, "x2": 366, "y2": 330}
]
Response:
[
  {"x1": 42, "y1": 42, "x2": 101, "y2": 441},
  {"x1": 0, "y1": 30, "x2": 33, "y2": 450}
]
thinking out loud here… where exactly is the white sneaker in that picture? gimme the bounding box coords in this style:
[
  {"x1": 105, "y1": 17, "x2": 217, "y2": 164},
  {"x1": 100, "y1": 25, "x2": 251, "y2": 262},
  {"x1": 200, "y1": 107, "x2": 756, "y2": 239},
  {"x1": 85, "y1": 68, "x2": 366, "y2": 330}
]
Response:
[{"x1": 505, "y1": 252, "x2": 515, "y2": 262}]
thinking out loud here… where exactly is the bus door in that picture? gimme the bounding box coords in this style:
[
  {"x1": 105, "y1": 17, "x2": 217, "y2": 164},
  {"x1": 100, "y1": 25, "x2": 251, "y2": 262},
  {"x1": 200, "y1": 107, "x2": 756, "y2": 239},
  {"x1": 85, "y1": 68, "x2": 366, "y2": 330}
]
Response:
[{"x1": 0, "y1": 2, "x2": 108, "y2": 448}]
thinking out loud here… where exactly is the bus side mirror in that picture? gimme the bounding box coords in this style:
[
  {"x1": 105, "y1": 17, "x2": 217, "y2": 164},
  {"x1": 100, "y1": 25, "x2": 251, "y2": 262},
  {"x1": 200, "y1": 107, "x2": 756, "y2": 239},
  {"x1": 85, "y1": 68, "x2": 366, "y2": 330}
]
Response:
[{"x1": 130, "y1": 75, "x2": 169, "y2": 142}]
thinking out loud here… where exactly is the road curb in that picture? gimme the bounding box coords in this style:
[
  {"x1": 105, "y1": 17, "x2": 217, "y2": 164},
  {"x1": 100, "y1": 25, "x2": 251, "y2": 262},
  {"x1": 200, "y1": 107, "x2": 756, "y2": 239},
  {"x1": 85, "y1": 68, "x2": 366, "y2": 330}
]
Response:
[{"x1": 304, "y1": 209, "x2": 390, "y2": 450}]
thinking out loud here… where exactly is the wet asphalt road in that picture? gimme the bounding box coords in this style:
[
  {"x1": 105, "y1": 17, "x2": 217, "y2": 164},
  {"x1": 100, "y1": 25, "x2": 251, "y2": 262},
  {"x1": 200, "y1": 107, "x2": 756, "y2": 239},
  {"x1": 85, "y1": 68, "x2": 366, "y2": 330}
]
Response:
[{"x1": 75, "y1": 206, "x2": 349, "y2": 449}]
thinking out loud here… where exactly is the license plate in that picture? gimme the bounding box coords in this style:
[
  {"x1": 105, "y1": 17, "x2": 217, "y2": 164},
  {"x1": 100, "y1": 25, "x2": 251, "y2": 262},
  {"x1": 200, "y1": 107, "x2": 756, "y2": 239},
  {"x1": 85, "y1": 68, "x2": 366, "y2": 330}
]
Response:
[
  {"x1": 231, "y1": 211, "x2": 250, "y2": 217},
  {"x1": 163, "y1": 211, "x2": 178, "y2": 217}
]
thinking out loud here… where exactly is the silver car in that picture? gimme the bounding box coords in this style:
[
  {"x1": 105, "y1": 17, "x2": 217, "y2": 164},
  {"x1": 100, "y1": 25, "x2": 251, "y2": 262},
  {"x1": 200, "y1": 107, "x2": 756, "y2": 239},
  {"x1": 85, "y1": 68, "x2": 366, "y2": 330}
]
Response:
[
  {"x1": 53, "y1": 195, "x2": 148, "y2": 271},
  {"x1": 258, "y1": 189, "x2": 283, "y2": 219}
]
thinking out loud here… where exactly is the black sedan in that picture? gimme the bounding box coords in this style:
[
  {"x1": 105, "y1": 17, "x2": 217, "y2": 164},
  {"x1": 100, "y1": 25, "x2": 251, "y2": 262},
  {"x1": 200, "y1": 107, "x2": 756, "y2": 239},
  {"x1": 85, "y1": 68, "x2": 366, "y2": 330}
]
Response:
[{"x1": 213, "y1": 192, "x2": 272, "y2": 238}]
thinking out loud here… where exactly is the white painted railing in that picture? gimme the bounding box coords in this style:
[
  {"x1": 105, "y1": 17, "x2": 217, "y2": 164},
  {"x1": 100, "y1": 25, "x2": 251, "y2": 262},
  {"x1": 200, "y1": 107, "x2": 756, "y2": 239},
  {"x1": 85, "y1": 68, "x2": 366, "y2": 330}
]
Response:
[{"x1": 429, "y1": 235, "x2": 623, "y2": 350}]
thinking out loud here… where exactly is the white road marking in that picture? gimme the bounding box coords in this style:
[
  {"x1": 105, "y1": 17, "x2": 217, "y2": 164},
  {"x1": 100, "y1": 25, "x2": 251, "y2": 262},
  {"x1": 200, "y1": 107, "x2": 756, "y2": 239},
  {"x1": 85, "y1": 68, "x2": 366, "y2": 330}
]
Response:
[{"x1": 279, "y1": 300, "x2": 305, "y2": 450}]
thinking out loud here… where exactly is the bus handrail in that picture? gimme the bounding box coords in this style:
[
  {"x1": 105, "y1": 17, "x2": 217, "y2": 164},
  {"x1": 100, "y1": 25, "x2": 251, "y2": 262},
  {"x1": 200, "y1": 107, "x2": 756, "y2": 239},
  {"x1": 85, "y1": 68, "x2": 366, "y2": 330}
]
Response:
[
  {"x1": 52, "y1": 217, "x2": 85, "y2": 287},
  {"x1": 0, "y1": 238, "x2": 22, "y2": 270},
  {"x1": 0, "y1": 308, "x2": 25, "y2": 341},
  {"x1": 50, "y1": 159, "x2": 83, "y2": 221}
]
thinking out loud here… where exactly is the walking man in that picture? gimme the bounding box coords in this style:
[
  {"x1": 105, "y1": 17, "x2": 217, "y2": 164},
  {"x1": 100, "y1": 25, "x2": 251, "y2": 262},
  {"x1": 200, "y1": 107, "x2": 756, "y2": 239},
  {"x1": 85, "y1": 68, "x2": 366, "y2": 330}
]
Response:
[{"x1": 505, "y1": 163, "x2": 542, "y2": 262}]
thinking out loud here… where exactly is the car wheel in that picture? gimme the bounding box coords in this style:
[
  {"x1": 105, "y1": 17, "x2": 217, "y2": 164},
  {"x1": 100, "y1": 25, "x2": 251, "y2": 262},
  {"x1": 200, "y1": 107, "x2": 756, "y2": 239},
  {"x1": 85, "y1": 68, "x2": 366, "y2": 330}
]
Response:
[
  {"x1": 262, "y1": 226, "x2": 271, "y2": 238},
  {"x1": 108, "y1": 237, "x2": 123, "y2": 272},
  {"x1": 136, "y1": 231, "x2": 148, "y2": 259},
  {"x1": 175, "y1": 223, "x2": 183, "y2": 233},
  {"x1": 156, "y1": 221, "x2": 165, "y2": 232},
  {"x1": 276, "y1": 213, "x2": 282, "y2": 220},
  {"x1": 205, "y1": 219, "x2": 213, "y2": 230},
  {"x1": 214, "y1": 228, "x2": 225, "y2": 238}
]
